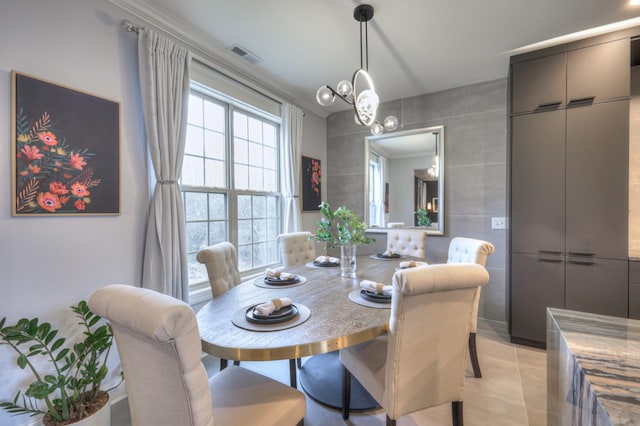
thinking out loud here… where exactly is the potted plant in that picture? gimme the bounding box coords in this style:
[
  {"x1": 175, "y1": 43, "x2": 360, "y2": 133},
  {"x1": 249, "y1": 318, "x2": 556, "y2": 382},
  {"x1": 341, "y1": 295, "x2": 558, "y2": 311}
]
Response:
[
  {"x1": 311, "y1": 201, "x2": 374, "y2": 277},
  {"x1": 0, "y1": 301, "x2": 121, "y2": 426},
  {"x1": 415, "y1": 208, "x2": 432, "y2": 227}
]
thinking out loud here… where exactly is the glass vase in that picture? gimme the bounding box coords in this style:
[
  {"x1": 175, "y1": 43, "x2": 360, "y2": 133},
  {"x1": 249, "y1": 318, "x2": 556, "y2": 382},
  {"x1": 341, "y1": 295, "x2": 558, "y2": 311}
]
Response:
[{"x1": 340, "y1": 244, "x2": 357, "y2": 278}]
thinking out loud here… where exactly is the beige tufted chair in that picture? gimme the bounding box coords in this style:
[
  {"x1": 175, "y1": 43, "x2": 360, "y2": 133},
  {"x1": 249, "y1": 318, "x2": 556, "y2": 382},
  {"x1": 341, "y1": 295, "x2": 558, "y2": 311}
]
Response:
[
  {"x1": 278, "y1": 232, "x2": 316, "y2": 267},
  {"x1": 386, "y1": 229, "x2": 428, "y2": 258},
  {"x1": 447, "y1": 237, "x2": 495, "y2": 379},
  {"x1": 197, "y1": 242, "x2": 241, "y2": 298},
  {"x1": 340, "y1": 264, "x2": 490, "y2": 426},
  {"x1": 89, "y1": 284, "x2": 306, "y2": 426}
]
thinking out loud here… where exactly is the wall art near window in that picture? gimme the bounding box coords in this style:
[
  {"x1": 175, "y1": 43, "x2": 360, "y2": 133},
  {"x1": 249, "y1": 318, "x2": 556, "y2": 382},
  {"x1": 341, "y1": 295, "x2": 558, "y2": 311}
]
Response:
[
  {"x1": 432, "y1": 197, "x2": 439, "y2": 213},
  {"x1": 12, "y1": 71, "x2": 120, "y2": 216},
  {"x1": 384, "y1": 182, "x2": 389, "y2": 213},
  {"x1": 301, "y1": 156, "x2": 321, "y2": 211}
]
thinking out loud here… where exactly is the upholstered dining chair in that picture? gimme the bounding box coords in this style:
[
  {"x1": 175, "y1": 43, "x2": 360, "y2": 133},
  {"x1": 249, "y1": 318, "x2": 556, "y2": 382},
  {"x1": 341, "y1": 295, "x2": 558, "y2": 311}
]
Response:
[
  {"x1": 386, "y1": 228, "x2": 428, "y2": 258},
  {"x1": 278, "y1": 231, "x2": 316, "y2": 267},
  {"x1": 89, "y1": 284, "x2": 306, "y2": 426},
  {"x1": 340, "y1": 263, "x2": 490, "y2": 426},
  {"x1": 197, "y1": 241, "x2": 300, "y2": 387},
  {"x1": 447, "y1": 237, "x2": 495, "y2": 379}
]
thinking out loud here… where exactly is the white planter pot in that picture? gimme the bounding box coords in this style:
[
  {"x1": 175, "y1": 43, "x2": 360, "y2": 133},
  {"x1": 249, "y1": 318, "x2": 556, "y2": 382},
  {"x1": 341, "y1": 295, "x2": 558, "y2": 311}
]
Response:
[{"x1": 41, "y1": 394, "x2": 111, "y2": 426}]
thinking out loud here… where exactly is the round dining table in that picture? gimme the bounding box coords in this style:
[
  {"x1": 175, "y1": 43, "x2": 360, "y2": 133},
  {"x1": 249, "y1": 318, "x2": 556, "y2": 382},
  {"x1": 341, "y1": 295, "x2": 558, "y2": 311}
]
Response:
[{"x1": 196, "y1": 253, "x2": 425, "y2": 410}]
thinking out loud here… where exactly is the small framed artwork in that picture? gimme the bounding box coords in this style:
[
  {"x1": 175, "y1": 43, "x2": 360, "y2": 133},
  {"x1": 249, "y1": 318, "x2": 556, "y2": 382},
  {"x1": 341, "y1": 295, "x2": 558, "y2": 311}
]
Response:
[
  {"x1": 12, "y1": 71, "x2": 120, "y2": 215},
  {"x1": 301, "y1": 156, "x2": 321, "y2": 211},
  {"x1": 432, "y1": 197, "x2": 439, "y2": 213},
  {"x1": 384, "y1": 182, "x2": 389, "y2": 213}
]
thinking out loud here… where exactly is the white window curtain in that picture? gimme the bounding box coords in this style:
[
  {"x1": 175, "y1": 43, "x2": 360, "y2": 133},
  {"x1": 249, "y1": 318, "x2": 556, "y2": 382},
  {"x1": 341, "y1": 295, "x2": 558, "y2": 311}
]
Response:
[
  {"x1": 281, "y1": 103, "x2": 304, "y2": 233},
  {"x1": 138, "y1": 29, "x2": 191, "y2": 301},
  {"x1": 377, "y1": 155, "x2": 387, "y2": 227}
]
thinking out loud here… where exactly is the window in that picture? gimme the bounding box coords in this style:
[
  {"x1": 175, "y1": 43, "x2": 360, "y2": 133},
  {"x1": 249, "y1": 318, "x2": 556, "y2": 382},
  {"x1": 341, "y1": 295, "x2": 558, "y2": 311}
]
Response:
[
  {"x1": 369, "y1": 152, "x2": 384, "y2": 227},
  {"x1": 181, "y1": 88, "x2": 281, "y2": 295}
]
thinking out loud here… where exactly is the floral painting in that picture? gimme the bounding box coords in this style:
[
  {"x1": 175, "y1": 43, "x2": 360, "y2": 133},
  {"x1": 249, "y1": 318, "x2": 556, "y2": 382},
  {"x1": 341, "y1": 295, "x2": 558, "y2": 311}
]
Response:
[
  {"x1": 12, "y1": 72, "x2": 120, "y2": 215},
  {"x1": 302, "y1": 156, "x2": 321, "y2": 211}
]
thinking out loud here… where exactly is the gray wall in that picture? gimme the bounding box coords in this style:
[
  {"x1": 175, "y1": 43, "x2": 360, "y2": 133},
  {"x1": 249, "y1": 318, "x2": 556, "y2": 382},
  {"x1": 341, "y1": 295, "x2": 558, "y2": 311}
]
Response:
[{"x1": 326, "y1": 78, "x2": 508, "y2": 323}]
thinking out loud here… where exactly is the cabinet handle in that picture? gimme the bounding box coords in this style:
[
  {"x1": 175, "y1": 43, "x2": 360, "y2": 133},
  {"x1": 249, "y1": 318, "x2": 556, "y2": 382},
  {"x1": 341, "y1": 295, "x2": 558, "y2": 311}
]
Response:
[
  {"x1": 535, "y1": 101, "x2": 562, "y2": 111},
  {"x1": 538, "y1": 250, "x2": 562, "y2": 255},
  {"x1": 568, "y1": 251, "x2": 595, "y2": 257},
  {"x1": 568, "y1": 259, "x2": 595, "y2": 265},
  {"x1": 539, "y1": 258, "x2": 563, "y2": 263},
  {"x1": 567, "y1": 96, "x2": 595, "y2": 107}
]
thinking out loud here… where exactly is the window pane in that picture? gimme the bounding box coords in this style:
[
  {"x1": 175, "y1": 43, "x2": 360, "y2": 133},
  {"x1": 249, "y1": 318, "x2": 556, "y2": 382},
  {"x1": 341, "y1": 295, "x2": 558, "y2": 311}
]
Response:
[
  {"x1": 266, "y1": 241, "x2": 279, "y2": 264},
  {"x1": 264, "y1": 169, "x2": 277, "y2": 192},
  {"x1": 209, "y1": 193, "x2": 226, "y2": 220},
  {"x1": 238, "y1": 219, "x2": 252, "y2": 245},
  {"x1": 182, "y1": 155, "x2": 204, "y2": 186},
  {"x1": 238, "y1": 244, "x2": 252, "y2": 271},
  {"x1": 204, "y1": 100, "x2": 225, "y2": 132},
  {"x1": 264, "y1": 147, "x2": 277, "y2": 170},
  {"x1": 235, "y1": 164, "x2": 249, "y2": 190},
  {"x1": 248, "y1": 117, "x2": 262, "y2": 142},
  {"x1": 205, "y1": 159, "x2": 226, "y2": 188},
  {"x1": 187, "y1": 253, "x2": 207, "y2": 284},
  {"x1": 253, "y1": 219, "x2": 266, "y2": 243},
  {"x1": 238, "y1": 195, "x2": 252, "y2": 219},
  {"x1": 234, "y1": 138, "x2": 248, "y2": 164},
  {"x1": 266, "y1": 196, "x2": 277, "y2": 217},
  {"x1": 185, "y1": 125, "x2": 204, "y2": 156},
  {"x1": 267, "y1": 217, "x2": 279, "y2": 241},
  {"x1": 204, "y1": 130, "x2": 225, "y2": 160},
  {"x1": 249, "y1": 166, "x2": 263, "y2": 191},
  {"x1": 252, "y1": 196, "x2": 266, "y2": 218},
  {"x1": 253, "y1": 243, "x2": 266, "y2": 268},
  {"x1": 248, "y1": 142, "x2": 263, "y2": 167},
  {"x1": 209, "y1": 221, "x2": 226, "y2": 244},
  {"x1": 263, "y1": 123, "x2": 276, "y2": 147},
  {"x1": 188, "y1": 94, "x2": 203, "y2": 126},
  {"x1": 185, "y1": 192, "x2": 207, "y2": 221},
  {"x1": 186, "y1": 222, "x2": 207, "y2": 252},
  {"x1": 234, "y1": 112, "x2": 248, "y2": 139}
]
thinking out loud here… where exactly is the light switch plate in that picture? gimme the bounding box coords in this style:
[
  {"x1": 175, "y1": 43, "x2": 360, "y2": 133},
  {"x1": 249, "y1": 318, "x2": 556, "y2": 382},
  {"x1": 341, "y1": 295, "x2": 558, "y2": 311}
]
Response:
[{"x1": 492, "y1": 217, "x2": 506, "y2": 229}]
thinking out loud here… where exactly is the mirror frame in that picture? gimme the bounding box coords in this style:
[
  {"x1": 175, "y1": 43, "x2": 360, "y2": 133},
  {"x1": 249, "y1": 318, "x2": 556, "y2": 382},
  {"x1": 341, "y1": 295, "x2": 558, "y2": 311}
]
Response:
[{"x1": 364, "y1": 125, "x2": 445, "y2": 235}]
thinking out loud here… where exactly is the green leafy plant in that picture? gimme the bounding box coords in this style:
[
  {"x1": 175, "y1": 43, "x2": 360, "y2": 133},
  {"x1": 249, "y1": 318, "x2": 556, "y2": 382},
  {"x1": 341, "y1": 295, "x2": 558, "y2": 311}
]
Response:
[
  {"x1": 311, "y1": 201, "x2": 374, "y2": 248},
  {"x1": 415, "y1": 208, "x2": 432, "y2": 227},
  {"x1": 0, "y1": 301, "x2": 121, "y2": 425}
]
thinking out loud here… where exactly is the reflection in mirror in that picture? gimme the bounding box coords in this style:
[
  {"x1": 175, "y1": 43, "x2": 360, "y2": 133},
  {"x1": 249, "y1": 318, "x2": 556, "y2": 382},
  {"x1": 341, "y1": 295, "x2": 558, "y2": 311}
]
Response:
[{"x1": 365, "y1": 126, "x2": 444, "y2": 235}]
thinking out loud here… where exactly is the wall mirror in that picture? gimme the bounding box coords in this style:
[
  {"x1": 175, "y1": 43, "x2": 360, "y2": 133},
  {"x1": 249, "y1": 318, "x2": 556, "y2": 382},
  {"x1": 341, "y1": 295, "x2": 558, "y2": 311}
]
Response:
[{"x1": 364, "y1": 125, "x2": 444, "y2": 235}]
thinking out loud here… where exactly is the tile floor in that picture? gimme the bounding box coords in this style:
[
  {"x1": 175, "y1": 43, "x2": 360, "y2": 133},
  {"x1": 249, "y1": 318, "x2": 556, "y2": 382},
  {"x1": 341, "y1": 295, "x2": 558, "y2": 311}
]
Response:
[{"x1": 111, "y1": 319, "x2": 547, "y2": 425}]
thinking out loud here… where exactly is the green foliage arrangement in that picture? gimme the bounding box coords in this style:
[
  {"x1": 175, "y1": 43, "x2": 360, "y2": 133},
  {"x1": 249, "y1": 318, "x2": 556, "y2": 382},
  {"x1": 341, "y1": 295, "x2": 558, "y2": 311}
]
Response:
[
  {"x1": 311, "y1": 201, "x2": 374, "y2": 248},
  {"x1": 0, "y1": 301, "x2": 121, "y2": 425},
  {"x1": 415, "y1": 208, "x2": 432, "y2": 227}
]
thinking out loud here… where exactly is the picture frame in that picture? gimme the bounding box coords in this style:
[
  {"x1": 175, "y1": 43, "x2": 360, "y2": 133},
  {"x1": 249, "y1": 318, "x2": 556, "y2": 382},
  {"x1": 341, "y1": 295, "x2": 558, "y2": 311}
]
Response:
[
  {"x1": 12, "y1": 71, "x2": 120, "y2": 216},
  {"x1": 432, "y1": 197, "x2": 439, "y2": 213},
  {"x1": 301, "y1": 156, "x2": 321, "y2": 211}
]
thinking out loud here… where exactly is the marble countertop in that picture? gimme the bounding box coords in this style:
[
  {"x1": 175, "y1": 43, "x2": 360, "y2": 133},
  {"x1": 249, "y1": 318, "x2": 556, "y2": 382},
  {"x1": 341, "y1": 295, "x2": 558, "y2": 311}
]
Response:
[{"x1": 548, "y1": 308, "x2": 640, "y2": 424}]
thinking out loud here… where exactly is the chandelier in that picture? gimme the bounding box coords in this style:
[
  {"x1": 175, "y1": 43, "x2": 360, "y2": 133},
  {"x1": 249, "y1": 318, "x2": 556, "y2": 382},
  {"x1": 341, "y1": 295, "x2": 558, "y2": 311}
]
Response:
[{"x1": 316, "y1": 4, "x2": 398, "y2": 136}]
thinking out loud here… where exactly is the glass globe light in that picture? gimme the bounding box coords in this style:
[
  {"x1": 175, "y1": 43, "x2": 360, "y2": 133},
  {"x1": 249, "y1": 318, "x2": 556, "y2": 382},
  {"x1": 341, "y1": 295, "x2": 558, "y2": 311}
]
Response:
[
  {"x1": 336, "y1": 80, "x2": 353, "y2": 97},
  {"x1": 316, "y1": 86, "x2": 335, "y2": 106},
  {"x1": 356, "y1": 89, "x2": 379, "y2": 125},
  {"x1": 383, "y1": 115, "x2": 399, "y2": 131},
  {"x1": 371, "y1": 122, "x2": 384, "y2": 136}
]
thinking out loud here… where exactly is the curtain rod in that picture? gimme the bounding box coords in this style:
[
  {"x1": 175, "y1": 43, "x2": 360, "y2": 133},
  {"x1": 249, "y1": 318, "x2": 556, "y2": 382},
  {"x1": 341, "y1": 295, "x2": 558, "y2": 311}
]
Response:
[{"x1": 121, "y1": 19, "x2": 143, "y2": 34}]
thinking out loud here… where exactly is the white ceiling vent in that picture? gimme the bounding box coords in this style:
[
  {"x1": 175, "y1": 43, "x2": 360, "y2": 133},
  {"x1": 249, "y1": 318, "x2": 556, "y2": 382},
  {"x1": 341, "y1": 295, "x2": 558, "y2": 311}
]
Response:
[{"x1": 226, "y1": 44, "x2": 262, "y2": 64}]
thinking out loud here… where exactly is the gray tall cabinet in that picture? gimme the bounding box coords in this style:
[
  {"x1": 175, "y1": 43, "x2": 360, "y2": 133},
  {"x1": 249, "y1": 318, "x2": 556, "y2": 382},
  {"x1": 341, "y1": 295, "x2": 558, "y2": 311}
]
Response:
[{"x1": 509, "y1": 35, "x2": 630, "y2": 347}]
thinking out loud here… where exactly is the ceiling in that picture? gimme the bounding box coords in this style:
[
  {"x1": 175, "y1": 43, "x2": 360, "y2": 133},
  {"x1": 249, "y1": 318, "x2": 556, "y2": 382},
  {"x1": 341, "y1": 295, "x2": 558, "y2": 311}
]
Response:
[{"x1": 117, "y1": 0, "x2": 640, "y2": 118}]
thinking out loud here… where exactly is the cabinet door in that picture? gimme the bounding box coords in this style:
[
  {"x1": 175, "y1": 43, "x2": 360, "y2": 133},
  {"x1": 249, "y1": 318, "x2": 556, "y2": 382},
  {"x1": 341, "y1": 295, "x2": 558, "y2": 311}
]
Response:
[
  {"x1": 566, "y1": 258, "x2": 628, "y2": 317},
  {"x1": 567, "y1": 38, "x2": 630, "y2": 104},
  {"x1": 566, "y1": 101, "x2": 629, "y2": 259},
  {"x1": 512, "y1": 53, "x2": 566, "y2": 114},
  {"x1": 510, "y1": 253, "x2": 565, "y2": 345},
  {"x1": 511, "y1": 110, "x2": 565, "y2": 254}
]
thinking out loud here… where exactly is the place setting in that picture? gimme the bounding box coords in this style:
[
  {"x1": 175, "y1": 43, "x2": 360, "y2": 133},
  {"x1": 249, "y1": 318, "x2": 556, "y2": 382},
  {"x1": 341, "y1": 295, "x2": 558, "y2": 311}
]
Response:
[
  {"x1": 370, "y1": 249, "x2": 403, "y2": 261},
  {"x1": 253, "y1": 268, "x2": 308, "y2": 289},
  {"x1": 306, "y1": 255, "x2": 341, "y2": 268},
  {"x1": 231, "y1": 296, "x2": 311, "y2": 331},
  {"x1": 348, "y1": 279, "x2": 392, "y2": 309},
  {"x1": 396, "y1": 260, "x2": 429, "y2": 271}
]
